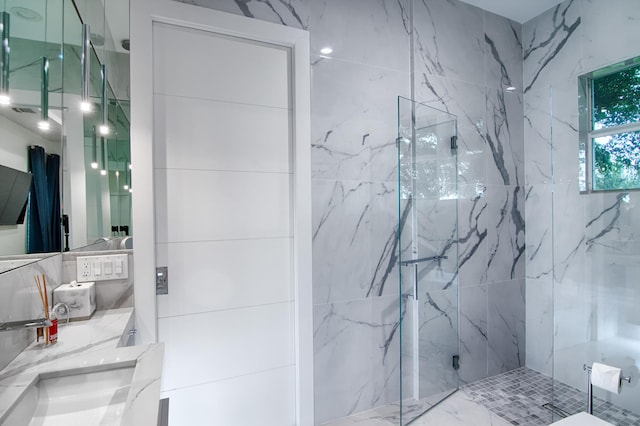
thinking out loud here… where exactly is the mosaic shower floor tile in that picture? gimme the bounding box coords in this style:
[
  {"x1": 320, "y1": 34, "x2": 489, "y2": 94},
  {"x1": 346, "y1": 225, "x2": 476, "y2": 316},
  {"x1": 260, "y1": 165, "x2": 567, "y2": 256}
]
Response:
[{"x1": 321, "y1": 368, "x2": 640, "y2": 426}]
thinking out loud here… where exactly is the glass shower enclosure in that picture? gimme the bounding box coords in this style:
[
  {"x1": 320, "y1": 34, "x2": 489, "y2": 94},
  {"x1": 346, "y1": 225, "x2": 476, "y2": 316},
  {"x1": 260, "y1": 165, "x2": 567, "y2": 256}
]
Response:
[
  {"x1": 397, "y1": 96, "x2": 460, "y2": 425},
  {"x1": 550, "y1": 81, "x2": 640, "y2": 423}
]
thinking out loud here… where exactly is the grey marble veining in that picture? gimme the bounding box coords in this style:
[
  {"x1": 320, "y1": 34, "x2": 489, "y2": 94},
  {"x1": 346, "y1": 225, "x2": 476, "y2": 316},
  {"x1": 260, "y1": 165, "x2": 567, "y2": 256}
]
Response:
[
  {"x1": 580, "y1": 0, "x2": 640, "y2": 71},
  {"x1": 485, "y1": 89, "x2": 524, "y2": 187},
  {"x1": 525, "y1": 277, "x2": 553, "y2": 376},
  {"x1": 168, "y1": 0, "x2": 530, "y2": 422},
  {"x1": 456, "y1": 192, "x2": 489, "y2": 288},
  {"x1": 522, "y1": 3, "x2": 580, "y2": 382},
  {"x1": 523, "y1": 87, "x2": 553, "y2": 186},
  {"x1": 549, "y1": 84, "x2": 580, "y2": 185},
  {"x1": 485, "y1": 185, "x2": 525, "y2": 284},
  {"x1": 172, "y1": 0, "x2": 309, "y2": 29},
  {"x1": 550, "y1": 182, "x2": 587, "y2": 287},
  {"x1": 369, "y1": 183, "x2": 402, "y2": 298},
  {"x1": 0, "y1": 255, "x2": 62, "y2": 372},
  {"x1": 371, "y1": 295, "x2": 402, "y2": 409},
  {"x1": 0, "y1": 309, "x2": 164, "y2": 426},
  {"x1": 487, "y1": 279, "x2": 525, "y2": 376},
  {"x1": 522, "y1": 0, "x2": 582, "y2": 93},
  {"x1": 524, "y1": 185, "x2": 553, "y2": 280},
  {"x1": 459, "y1": 285, "x2": 488, "y2": 384},
  {"x1": 484, "y1": 12, "x2": 523, "y2": 92},
  {"x1": 524, "y1": 1, "x2": 640, "y2": 391},
  {"x1": 314, "y1": 298, "x2": 400, "y2": 424},
  {"x1": 311, "y1": 57, "x2": 409, "y2": 182},
  {"x1": 309, "y1": 0, "x2": 410, "y2": 72},
  {"x1": 312, "y1": 180, "x2": 374, "y2": 304},
  {"x1": 321, "y1": 389, "x2": 512, "y2": 426},
  {"x1": 417, "y1": 288, "x2": 459, "y2": 398},
  {"x1": 413, "y1": 0, "x2": 486, "y2": 86},
  {"x1": 413, "y1": 74, "x2": 487, "y2": 164}
]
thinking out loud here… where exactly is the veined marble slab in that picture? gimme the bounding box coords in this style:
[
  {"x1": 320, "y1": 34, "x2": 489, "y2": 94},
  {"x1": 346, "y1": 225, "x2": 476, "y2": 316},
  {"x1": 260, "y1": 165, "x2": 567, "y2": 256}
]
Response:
[{"x1": 0, "y1": 308, "x2": 164, "y2": 426}]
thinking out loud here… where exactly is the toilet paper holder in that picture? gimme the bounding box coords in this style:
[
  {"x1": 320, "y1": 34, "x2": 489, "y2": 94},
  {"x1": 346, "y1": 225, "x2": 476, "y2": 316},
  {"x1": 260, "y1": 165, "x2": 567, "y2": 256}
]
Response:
[{"x1": 583, "y1": 364, "x2": 631, "y2": 414}]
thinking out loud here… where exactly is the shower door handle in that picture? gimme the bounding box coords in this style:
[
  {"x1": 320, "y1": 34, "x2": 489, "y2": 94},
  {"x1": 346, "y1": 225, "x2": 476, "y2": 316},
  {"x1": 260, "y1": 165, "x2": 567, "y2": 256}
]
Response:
[
  {"x1": 399, "y1": 256, "x2": 448, "y2": 300},
  {"x1": 414, "y1": 264, "x2": 418, "y2": 300},
  {"x1": 398, "y1": 255, "x2": 448, "y2": 267}
]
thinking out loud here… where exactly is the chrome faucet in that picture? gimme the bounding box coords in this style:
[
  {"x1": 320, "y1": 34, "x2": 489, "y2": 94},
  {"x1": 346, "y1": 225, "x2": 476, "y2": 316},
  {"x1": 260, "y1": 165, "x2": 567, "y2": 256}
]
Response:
[{"x1": 0, "y1": 318, "x2": 52, "y2": 332}]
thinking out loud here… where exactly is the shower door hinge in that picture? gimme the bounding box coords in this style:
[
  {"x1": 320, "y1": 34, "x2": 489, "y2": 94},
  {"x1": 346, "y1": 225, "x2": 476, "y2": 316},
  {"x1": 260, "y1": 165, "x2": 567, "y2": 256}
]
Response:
[
  {"x1": 450, "y1": 136, "x2": 458, "y2": 150},
  {"x1": 156, "y1": 266, "x2": 168, "y2": 295},
  {"x1": 452, "y1": 354, "x2": 460, "y2": 371}
]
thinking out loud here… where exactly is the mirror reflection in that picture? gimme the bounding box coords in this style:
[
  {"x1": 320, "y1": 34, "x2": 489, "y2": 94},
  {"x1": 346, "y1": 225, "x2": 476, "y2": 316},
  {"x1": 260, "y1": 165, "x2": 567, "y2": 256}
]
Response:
[{"x1": 0, "y1": 0, "x2": 130, "y2": 269}]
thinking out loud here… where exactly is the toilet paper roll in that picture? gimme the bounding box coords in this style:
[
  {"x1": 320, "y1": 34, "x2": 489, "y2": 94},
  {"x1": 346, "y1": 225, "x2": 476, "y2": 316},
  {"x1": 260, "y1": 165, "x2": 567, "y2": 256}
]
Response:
[{"x1": 591, "y1": 362, "x2": 622, "y2": 394}]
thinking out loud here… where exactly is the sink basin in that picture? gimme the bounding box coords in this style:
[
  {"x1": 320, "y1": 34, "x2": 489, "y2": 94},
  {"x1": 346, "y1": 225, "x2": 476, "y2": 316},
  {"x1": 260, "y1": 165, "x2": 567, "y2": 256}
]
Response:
[{"x1": 2, "y1": 363, "x2": 136, "y2": 426}]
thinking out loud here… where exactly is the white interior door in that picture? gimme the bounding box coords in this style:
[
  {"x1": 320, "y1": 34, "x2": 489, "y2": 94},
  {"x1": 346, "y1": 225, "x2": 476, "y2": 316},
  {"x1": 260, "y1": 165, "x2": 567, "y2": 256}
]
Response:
[{"x1": 152, "y1": 22, "x2": 296, "y2": 425}]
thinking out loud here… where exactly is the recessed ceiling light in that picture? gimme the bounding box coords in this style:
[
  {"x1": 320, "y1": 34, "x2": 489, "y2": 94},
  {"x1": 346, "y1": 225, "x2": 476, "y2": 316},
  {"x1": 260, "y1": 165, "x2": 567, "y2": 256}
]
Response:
[
  {"x1": 10, "y1": 7, "x2": 42, "y2": 22},
  {"x1": 505, "y1": 86, "x2": 517, "y2": 92},
  {"x1": 320, "y1": 47, "x2": 333, "y2": 55}
]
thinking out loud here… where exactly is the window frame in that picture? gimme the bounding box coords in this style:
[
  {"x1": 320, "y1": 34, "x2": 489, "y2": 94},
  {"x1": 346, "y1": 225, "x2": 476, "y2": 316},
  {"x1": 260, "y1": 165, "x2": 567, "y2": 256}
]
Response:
[{"x1": 579, "y1": 57, "x2": 640, "y2": 193}]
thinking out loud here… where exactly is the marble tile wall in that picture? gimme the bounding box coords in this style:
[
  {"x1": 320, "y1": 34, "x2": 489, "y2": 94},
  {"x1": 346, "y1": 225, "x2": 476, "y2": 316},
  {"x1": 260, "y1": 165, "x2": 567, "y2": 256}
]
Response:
[
  {"x1": 61, "y1": 250, "x2": 134, "y2": 310},
  {"x1": 0, "y1": 254, "x2": 62, "y2": 371},
  {"x1": 0, "y1": 250, "x2": 132, "y2": 375},
  {"x1": 172, "y1": 0, "x2": 525, "y2": 423},
  {"x1": 523, "y1": 2, "x2": 640, "y2": 415},
  {"x1": 411, "y1": 0, "x2": 525, "y2": 392}
]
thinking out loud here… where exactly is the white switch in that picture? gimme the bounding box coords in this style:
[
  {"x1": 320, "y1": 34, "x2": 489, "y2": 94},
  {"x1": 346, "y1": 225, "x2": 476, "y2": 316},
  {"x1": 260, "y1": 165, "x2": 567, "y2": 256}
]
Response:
[
  {"x1": 92, "y1": 261, "x2": 102, "y2": 276},
  {"x1": 104, "y1": 260, "x2": 113, "y2": 275},
  {"x1": 77, "y1": 254, "x2": 128, "y2": 282}
]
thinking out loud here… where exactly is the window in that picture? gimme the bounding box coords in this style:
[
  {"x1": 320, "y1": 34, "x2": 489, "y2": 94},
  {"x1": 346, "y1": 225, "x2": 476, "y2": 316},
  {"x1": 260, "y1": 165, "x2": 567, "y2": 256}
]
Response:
[{"x1": 579, "y1": 58, "x2": 640, "y2": 192}]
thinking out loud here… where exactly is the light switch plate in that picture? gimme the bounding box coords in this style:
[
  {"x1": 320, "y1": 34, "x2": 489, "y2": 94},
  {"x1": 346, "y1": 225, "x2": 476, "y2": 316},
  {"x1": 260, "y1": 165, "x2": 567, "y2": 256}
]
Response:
[
  {"x1": 156, "y1": 267, "x2": 168, "y2": 295},
  {"x1": 76, "y1": 254, "x2": 128, "y2": 282}
]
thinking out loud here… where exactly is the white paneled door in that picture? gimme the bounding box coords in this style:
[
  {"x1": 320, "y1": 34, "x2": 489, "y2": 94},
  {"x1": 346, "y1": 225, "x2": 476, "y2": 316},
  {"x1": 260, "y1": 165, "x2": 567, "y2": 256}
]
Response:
[{"x1": 152, "y1": 21, "x2": 296, "y2": 425}]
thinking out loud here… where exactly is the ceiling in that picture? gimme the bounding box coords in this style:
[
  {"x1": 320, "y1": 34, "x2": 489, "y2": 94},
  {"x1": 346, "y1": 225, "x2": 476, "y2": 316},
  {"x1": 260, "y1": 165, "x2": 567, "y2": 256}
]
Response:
[
  {"x1": 457, "y1": 0, "x2": 565, "y2": 23},
  {"x1": 3, "y1": 0, "x2": 129, "y2": 54}
]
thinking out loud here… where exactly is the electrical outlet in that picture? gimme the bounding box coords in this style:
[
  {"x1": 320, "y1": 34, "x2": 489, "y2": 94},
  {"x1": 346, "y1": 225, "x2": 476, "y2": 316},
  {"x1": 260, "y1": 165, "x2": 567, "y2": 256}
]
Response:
[
  {"x1": 77, "y1": 254, "x2": 129, "y2": 282},
  {"x1": 79, "y1": 257, "x2": 91, "y2": 279}
]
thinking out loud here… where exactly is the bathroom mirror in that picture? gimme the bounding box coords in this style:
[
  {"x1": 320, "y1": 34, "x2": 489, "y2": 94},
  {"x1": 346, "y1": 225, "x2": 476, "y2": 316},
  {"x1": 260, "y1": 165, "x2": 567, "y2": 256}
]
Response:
[{"x1": 0, "y1": 0, "x2": 130, "y2": 267}]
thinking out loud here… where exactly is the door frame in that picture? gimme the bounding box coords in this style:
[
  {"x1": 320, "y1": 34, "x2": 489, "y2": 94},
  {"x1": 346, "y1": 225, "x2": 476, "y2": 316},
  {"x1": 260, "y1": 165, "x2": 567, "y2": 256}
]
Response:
[{"x1": 130, "y1": 1, "x2": 313, "y2": 423}]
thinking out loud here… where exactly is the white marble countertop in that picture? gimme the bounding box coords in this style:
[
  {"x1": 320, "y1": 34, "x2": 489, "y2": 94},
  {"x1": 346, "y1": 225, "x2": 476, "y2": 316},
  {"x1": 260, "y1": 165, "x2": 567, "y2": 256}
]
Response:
[{"x1": 0, "y1": 308, "x2": 164, "y2": 425}]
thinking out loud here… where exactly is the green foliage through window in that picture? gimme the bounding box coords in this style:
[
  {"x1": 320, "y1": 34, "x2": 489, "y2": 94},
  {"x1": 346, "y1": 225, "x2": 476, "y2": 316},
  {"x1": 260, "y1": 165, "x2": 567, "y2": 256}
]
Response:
[{"x1": 590, "y1": 63, "x2": 640, "y2": 190}]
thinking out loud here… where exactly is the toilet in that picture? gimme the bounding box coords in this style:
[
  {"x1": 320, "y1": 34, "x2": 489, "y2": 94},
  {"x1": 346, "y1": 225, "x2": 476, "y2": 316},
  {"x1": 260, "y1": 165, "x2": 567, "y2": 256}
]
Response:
[{"x1": 550, "y1": 412, "x2": 614, "y2": 425}]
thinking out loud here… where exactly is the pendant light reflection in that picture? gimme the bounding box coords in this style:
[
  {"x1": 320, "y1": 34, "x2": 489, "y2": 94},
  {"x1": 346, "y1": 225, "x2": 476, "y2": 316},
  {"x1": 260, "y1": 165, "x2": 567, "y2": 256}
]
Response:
[
  {"x1": 0, "y1": 12, "x2": 11, "y2": 106},
  {"x1": 98, "y1": 64, "x2": 109, "y2": 135},
  {"x1": 80, "y1": 24, "x2": 92, "y2": 112},
  {"x1": 90, "y1": 126, "x2": 98, "y2": 169},
  {"x1": 38, "y1": 57, "x2": 50, "y2": 131},
  {"x1": 123, "y1": 162, "x2": 129, "y2": 190},
  {"x1": 100, "y1": 136, "x2": 107, "y2": 175}
]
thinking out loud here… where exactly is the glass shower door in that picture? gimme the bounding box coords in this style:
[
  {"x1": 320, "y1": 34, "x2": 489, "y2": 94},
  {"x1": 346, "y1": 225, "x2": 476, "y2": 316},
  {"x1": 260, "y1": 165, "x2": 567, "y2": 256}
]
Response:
[{"x1": 398, "y1": 96, "x2": 460, "y2": 425}]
